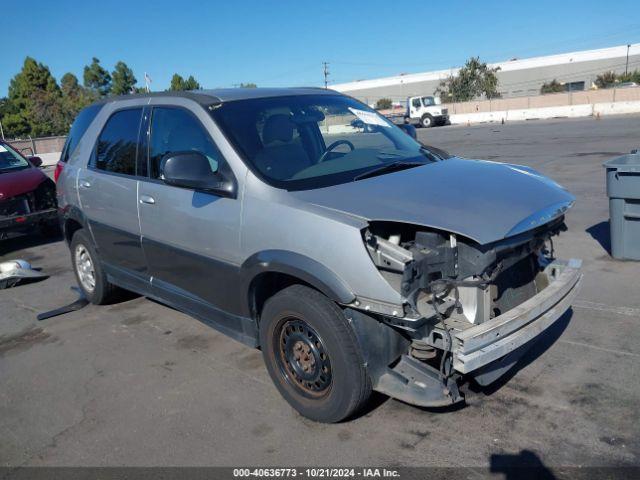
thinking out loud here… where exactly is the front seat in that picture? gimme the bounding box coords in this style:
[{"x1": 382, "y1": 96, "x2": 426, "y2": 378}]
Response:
[{"x1": 253, "y1": 114, "x2": 311, "y2": 180}]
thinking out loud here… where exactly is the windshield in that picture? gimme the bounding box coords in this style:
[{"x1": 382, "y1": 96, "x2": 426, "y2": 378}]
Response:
[
  {"x1": 210, "y1": 94, "x2": 433, "y2": 190},
  {"x1": 422, "y1": 96, "x2": 436, "y2": 107},
  {"x1": 0, "y1": 144, "x2": 30, "y2": 173}
]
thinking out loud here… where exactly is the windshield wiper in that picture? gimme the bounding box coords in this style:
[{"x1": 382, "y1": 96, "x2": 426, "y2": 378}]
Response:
[{"x1": 354, "y1": 161, "x2": 426, "y2": 181}]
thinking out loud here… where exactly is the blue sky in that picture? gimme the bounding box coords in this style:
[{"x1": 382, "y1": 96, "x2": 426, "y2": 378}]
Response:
[{"x1": 3, "y1": 0, "x2": 640, "y2": 95}]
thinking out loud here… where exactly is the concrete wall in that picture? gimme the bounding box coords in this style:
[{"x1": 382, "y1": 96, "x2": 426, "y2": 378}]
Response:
[
  {"x1": 444, "y1": 86, "x2": 640, "y2": 114},
  {"x1": 446, "y1": 94, "x2": 640, "y2": 125},
  {"x1": 7, "y1": 136, "x2": 65, "y2": 156}
]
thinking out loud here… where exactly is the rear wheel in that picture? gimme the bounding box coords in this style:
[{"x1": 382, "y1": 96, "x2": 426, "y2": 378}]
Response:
[
  {"x1": 421, "y1": 114, "x2": 434, "y2": 128},
  {"x1": 70, "y1": 229, "x2": 121, "y2": 304},
  {"x1": 260, "y1": 285, "x2": 371, "y2": 423}
]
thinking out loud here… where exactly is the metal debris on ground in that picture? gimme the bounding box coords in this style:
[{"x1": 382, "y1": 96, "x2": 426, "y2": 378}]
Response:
[{"x1": 0, "y1": 259, "x2": 48, "y2": 289}]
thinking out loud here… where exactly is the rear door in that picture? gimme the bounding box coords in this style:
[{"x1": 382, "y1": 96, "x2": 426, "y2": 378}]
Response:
[
  {"x1": 137, "y1": 105, "x2": 243, "y2": 315},
  {"x1": 77, "y1": 107, "x2": 148, "y2": 284}
]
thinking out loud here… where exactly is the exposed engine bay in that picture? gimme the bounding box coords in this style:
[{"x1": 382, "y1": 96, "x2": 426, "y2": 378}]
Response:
[{"x1": 362, "y1": 218, "x2": 568, "y2": 357}]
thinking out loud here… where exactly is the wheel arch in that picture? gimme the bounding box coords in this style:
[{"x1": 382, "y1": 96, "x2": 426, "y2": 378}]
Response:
[
  {"x1": 61, "y1": 205, "x2": 89, "y2": 244},
  {"x1": 241, "y1": 250, "x2": 356, "y2": 322}
]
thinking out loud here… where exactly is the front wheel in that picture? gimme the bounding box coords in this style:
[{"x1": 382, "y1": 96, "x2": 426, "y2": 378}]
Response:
[
  {"x1": 421, "y1": 114, "x2": 434, "y2": 128},
  {"x1": 259, "y1": 285, "x2": 371, "y2": 423}
]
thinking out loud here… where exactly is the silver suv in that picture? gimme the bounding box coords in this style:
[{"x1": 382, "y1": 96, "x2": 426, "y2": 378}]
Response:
[{"x1": 57, "y1": 88, "x2": 582, "y2": 423}]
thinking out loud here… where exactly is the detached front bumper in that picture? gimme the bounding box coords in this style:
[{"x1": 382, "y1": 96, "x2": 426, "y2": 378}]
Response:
[{"x1": 452, "y1": 259, "x2": 582, "y2": 374}]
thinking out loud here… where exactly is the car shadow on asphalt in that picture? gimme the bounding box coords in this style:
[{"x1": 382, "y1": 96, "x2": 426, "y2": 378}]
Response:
[
  {"x1": 0, "y1": 231, "x2": 63, "y2": 258},
  {"x1": 490, "y1": 449, "x2": 557, "y2": 479},
  {"x1": 586, "y1": 220, "x2": 611, "y2": 255},
  {"x1": 469, "y1": 308, "x2": 573, "y2": 397}
]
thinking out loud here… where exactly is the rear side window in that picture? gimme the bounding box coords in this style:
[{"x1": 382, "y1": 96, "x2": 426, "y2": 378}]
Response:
[
  {"x1": 95, "y1": 108, "x2": 143, "y2": 176},
  {"x1": 60, "y1": 104, "x2": 102, "y2": 163}
]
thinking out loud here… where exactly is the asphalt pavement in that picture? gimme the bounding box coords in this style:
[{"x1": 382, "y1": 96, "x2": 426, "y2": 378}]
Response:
[{"x1": 1, "y1": 114, "x2": 639, "y2": 469}]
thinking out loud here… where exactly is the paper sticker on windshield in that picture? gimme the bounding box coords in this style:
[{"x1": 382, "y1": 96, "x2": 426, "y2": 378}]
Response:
[{"x1": 348, "y1": 108, "x2": 391, "y2": 128}]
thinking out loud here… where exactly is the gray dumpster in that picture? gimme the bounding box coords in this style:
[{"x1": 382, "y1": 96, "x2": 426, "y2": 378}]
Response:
[{"x1": 604, "y1": 153, "x2": 640, "y2": 260}]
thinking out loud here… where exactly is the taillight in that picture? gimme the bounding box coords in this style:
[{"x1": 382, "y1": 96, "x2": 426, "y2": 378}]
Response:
[{"x1": 54, "y1": 161, "x2": 65, "y2": 183}]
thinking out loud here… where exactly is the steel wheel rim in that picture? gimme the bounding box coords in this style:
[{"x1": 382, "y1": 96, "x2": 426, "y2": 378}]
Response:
[
  {"x1": 74, "y1": 244, "x2": 96, "y2": 293},
  {"x1": 275, "y1": 317, "x2": 332, "y2": 398}
]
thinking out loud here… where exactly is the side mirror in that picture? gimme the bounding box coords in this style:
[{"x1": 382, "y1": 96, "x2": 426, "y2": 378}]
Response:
[
  {"x1": 398, "y1": 124, "x2": 417, "y2": 140},
  {"x1": 29, "y1": 156, "x2": 43, "y2": 167},
  {"x1": 160, "y1": 151, "x2": 235, "y2": 197}
]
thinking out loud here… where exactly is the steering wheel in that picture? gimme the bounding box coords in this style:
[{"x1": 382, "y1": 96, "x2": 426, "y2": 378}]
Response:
[{"x1": 318, "y1": 140, "x2": 355, "y2": 163}]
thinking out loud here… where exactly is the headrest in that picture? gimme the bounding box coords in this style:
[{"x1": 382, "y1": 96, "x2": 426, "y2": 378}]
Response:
[{"x1": 262, "y1": 114, "x2": 295, "y2": 145}]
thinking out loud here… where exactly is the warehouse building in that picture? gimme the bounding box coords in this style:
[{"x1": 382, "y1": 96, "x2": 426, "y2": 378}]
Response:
[{"x1": 332, "y1": 43, "x2": 640, "y2": 106}]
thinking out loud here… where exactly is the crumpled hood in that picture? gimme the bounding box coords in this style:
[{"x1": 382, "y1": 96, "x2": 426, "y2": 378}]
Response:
[
  {"x1": 0, "y1": 168, "x2": 47, "y2": 200},
  {"x1": 291, "y1": 157, "x2": 575, "y2": 245}
]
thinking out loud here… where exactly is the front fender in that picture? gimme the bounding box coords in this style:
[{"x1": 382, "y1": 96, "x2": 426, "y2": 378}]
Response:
[{"x1": 240, "y1": 250, "x2": 356, "y2": 315}]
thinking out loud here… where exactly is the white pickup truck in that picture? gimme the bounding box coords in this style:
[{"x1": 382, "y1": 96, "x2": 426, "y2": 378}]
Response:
[{"x1": 386, "y1": 96, "x2": 450, "y2": 128}]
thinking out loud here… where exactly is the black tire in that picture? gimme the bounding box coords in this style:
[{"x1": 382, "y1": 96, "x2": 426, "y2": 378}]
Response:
[
  {"x1": 421, "y1": 114, "x2": 434, "y2": 128},
  {"x1": 259, "y1": 285, "x2": 371, "y2": 423},
  {"x1": 70, "y1": 229, "x2": 121, "y2": 304}
]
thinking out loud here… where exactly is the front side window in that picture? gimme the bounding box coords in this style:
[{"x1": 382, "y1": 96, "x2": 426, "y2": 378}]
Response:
[
  {"x1": 149, "y1": 107, "x2": 222, "y2": 179},
  {"x1": 411, "y1": 98, "x2": 422, "y2": 108},
  {"x1": 210, "y1": 94, "x2": 432, "y2": 190},
  {"x1": 0, "y1": 143, "x2": 30, "y2": 173},
  {"x1": 95, "y1": 108, "x2": 142, "y2": 175}
]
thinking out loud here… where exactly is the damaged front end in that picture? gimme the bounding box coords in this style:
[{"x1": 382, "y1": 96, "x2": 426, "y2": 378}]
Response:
[
  {"x1": 348, "y1": 217, "x2": 582, "y2": 407},
  {"x1": 0, "y1": 177, "x2": 58, "y2": 236}
]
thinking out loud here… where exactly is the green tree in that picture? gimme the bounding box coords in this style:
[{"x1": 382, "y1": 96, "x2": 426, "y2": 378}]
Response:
[
  {"x1": 618, "y1": 69, "x2": 640, "y2": 84},
  {"x1": 183, "y1": 75, "x2": 201, "y2": 90},
  {"x1": 540, "y1": 79, "x2": 565, "y2": 94},
  {"x1": 111, "y1": 61, "x2": 137, "y2": 95},
  {"x1": 170, "y1": 74, "x2": 201, "y2": 91},
  {"x1": 4, "y1": 57, "x2": 65, "y2": 137},
  {"x1": 169, "y1": 73, "x2": 186, "y2": 91},
  {"x1": 375, "y1": 98, "x2": 393, "y2": 110},
  {"x1": 0, "y1": 97, "x2": 24, "y2": 138},
  {"x1": 435, "y1": 57, "x2": 501, "y2": 102},
  {"x1": 83, "y1": 57, "x2": 112, "y2": 96},
  {"x1": 595, "y1": 71, "x2": 617, "y2": 89},
  {"x1": 239, "y1": 82, "x2": 257, "y2": 88},
  {"x1": 60, "y1": 73, "x2": 95, "y2": 127}
]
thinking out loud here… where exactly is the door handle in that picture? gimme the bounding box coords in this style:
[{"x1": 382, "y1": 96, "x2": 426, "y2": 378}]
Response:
[
  {"x1": 79, "y1": 180, "x2": 91, "y2": 189},
  {"x1": 139, "y1": 194, "x2": 156, "y2": 205}
]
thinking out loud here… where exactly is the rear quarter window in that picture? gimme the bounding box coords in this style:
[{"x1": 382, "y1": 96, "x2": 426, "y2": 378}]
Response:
[{"x1": 60, "y1": 104, "x2": 103, "y2": 164}]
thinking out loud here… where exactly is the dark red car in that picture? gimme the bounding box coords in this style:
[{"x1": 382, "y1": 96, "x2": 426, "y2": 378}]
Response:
[{"x1": 0, "y1": 141, "x2": 59, "y2": 238}]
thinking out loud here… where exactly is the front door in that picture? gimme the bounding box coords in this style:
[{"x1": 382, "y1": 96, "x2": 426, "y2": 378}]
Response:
[
  {"x1": 137, "y1": 106, "x2": 243, "y2": 316},
  {"x1": 409, "y1": 97, "x2": 422, "y2": 119},
  {"x1": 77, "y1": 107, "x2": 147, "y2": 281}
]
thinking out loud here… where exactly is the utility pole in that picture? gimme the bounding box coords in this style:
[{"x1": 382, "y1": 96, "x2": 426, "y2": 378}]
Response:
[
  {"x1": 625, "y1": 44, "x2": 631, "y2": 76},
  {"x1": 0, "y1": 99, "x2": 4, "y2": 139},
  {"x1": 323, "y1": 62, "x2": 329, "y2": 89}
]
